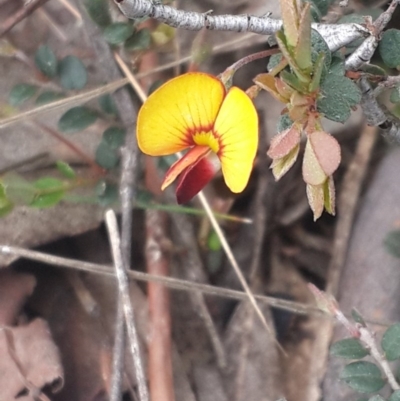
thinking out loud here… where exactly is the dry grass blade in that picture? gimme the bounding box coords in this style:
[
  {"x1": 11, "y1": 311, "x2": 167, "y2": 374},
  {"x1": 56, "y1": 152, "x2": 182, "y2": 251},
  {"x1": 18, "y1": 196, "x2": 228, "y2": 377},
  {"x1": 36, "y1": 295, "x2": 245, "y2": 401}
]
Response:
[{"x1": 0, "y1": 79, "x2": 128, "y2": 129}]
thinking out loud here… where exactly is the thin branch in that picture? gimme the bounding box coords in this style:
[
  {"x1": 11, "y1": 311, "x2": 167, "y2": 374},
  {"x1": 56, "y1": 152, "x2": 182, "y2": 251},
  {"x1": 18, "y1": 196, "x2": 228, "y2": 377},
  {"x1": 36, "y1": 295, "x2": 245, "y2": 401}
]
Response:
[
  {"x1": 0, "y1": 0, "x2": 51, "y2": 37},
  {"x1": 115, "y1": 0, "x2": 369, "y2": 52},
  {"x1": 0, "y1": 244, "x2": 326, "y2": 317},
  {"x1": 345, "y1": 0, "x2": 399, "y2": 71},
  {"x1": 105, "y1": 210, "x2": 149, "y2": 401},
  {"x1": 359, "y1": 78, "x2": 400, "y2": 142}
]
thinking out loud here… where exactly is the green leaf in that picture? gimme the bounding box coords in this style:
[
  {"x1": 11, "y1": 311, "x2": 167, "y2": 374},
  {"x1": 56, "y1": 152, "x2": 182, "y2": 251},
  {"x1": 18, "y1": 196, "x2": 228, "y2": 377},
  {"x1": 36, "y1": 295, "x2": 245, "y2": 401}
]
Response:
[
  {"x1": 84, "y1": 0, "x2": 111, "y2": 27},
  {"x1": 34, "y1": 45, "x2": 57, "y2": 78},
  {"x1": 98, "y1": 94, "x2": 118, "y2": 115},
  {"x1": 58, "y1": 56, "x2": 87, "y2": 90},
  {"x1": 379, "y1": 29, "x2": 400, "y2": 69},
  {"x1": 267, "y1": 53, "x2": 283, "y2": 72},
  {"x1": 207, "y1": 230, "x2": 222, "y2": 252},
  {"x1": 280, "y1": 0, "x2": 299, "y2": 48},
  {"x1": 309, "y1": 53, "x2": 325, "y2": 92},
  {"x1": 95, "y1": 141, "x2": 119, "y2": 169},
  {"x1": 330, "y1": 338, "x2": 369, "y2": 359},
  {"x1": 35, "y1": 91, "x2": 65, "y2": 105},
  {"x1": 2, "y1": 173, "x2": 35, "y2": 205},
  {"x1": 277, "y1": 114, "x2": 294, "y2": 132},
  {"x1": 103, "y1": 22, "x2": 134, "y2": 45},
  {"x1": 9, "y1": 84, "x2": 37, "y2": 106},
  {"x1": 382, "y1": 323, "x2": 400, "y2": 361},
  {"x1": 95, "y1": 180, "x2": 118, "y2": 206},
  {"x1": 390, "y1": 86, "x2": 400, "y2": 104},
  {"x1": 281, "y1": 70, "x2": 308, "y2": 93},
  {"x1": 311, "y1": 29, "x2": 332, "y2": 70},
  {"x1": 308, "y1": 0, "x2": 331, "y2": 17},
  {"x1": 317, "y1": 73, "x2": 361, "y2": 123},
  {"x1": 56, "y1": 161, "x2": 76, "y2": 179},
  {"x1": 384, "y1": 230, "x2": 400, "y2": 258},
  {"x1": 389, "y1": 390, "x2": 400, "y2": 401},
  {"x1": 368, "y1": 395, "x2": 386, "y2": 401},
  {"x1": 30, "y1": 177, "x2": 65, "y2": 208},
  {"x1": 58, "y1": 106, "x2": 98, "y2": 133},
  {"x1": 360, "y1": 64, "x2": 387, "y2": 76},
  {"x1": 340, "y1": 361, "x2": 385, "y2": 393},
  {"x1": 124, "y1": 28, "x2": 152, "y2": 51},
  {"x1": 102, "y1": 126, "x2": 126, "y2": 150},
  {"x1": 276, "y1": 30, "x2": 310, "y2": 83},
  {"x1": 295, "y1": 3, "x2": 312, "y2": 71},
  {"x1": 0, "y1": 184, "x2": 13, "y2": 217}
]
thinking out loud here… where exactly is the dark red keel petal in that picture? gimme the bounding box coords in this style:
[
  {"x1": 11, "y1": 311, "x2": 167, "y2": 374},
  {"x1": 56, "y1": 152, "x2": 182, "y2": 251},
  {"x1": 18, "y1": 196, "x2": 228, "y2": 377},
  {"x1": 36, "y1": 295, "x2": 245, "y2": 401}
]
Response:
[{"x1": 176, "y1": 156, "x2": 218, "y2": 204}]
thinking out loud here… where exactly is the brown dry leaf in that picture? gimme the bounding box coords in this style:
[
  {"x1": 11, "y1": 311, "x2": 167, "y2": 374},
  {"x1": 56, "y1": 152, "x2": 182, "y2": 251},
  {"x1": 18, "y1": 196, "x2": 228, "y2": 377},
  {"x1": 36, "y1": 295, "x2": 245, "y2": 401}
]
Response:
[
  {"x1": 0, "y1": 318, "x2": 63, "y2": 401},
  {"x1": 222, "y1": 303, "x2": 282, "y2": 401}
]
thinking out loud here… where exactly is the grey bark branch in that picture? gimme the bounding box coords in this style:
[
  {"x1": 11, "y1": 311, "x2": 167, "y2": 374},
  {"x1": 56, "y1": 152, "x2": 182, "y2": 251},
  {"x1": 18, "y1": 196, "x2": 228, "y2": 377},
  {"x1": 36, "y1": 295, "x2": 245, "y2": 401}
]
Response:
[
  {"x1": 115, "y1": 0, "x2": 400, "y2": 141},
  {"x1": 115, "y1": 0, "x2": 369, "y2": 52},
  {"x1": 359, "y1": 78, "x2": 400, "y2": 141}
]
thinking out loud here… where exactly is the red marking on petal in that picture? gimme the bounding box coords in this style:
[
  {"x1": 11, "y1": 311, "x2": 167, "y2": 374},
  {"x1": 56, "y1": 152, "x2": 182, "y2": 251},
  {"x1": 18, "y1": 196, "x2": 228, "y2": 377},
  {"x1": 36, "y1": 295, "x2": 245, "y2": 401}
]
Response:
[
  {"x1": 176, "y1": 156, "x2": 219, "y2": 204},
  {"x1": 161, "y1": 146, "x2": 210, "y2": 191}
]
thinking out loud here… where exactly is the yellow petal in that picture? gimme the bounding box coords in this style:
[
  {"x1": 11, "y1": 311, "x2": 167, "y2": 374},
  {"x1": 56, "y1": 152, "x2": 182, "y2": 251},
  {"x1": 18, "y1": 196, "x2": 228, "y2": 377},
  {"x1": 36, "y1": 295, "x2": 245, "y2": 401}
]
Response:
[
  {"x1": 214, "y1": 87, "x2": 258, "y2": 193},
  {"x1": 137, "y1": 73, "x2": 226, "y2": 156}
]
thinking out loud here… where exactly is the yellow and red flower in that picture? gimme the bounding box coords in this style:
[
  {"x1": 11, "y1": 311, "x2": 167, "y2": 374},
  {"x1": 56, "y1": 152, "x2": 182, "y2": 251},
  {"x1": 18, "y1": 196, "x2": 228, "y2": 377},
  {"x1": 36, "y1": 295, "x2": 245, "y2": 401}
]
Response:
[{"x1": 137, "y1": 72, "x2": 259, "y2": 204}]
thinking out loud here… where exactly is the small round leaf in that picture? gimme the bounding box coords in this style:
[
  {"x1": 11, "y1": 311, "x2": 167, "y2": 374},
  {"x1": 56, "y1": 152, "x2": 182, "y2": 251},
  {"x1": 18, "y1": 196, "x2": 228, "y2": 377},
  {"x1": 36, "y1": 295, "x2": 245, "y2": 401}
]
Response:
[
  {"x1": 58, "y1": 56, "x2": 87, "y2": 90},
  {"x1": 125, "y1": 28, "x2": 152, "y2": 51},
  {"x1": 84, "y1": 0, "x2": 111, "y2": 27},
  {"x1": 104, "y1": 22, "x2": 134, "y2": 45},
  {"x1": 379, "y1": 29, "x2": 400, "y2": 69},
  {"x1": 102, "y1": 126, "x2": 126, "y2": 150},
  {"x1": 340, "y1": 361, "x2": 385, "y2": 393},
  {"x1": 35, "y1": 91, "x2": 65, "y2": 105},
  {"x1": 58, "y1": 106, "x2": 98, "y2": 133},
  {"x1": 330, "y1": 338, "x2": 369, "y2": 359},
  {"x1": 31, "y1": 177, "x2": 64, "y2": 208},
  {"x1": 34, "y1": 45, "x2": 58, "y2": 78},
  {"x1": 9, "y1": 84, "x2": 37, "y2": 106},
  {"x1": 317, "y1": 73, "x2": 361, "y2": 123},
  {"x1": 382, "y1": 323, "x2": 400, "y2": 361},
  {"x1": 95, "y1": 141, "x2": 119, "y2": 169},
  {"x1": 98, "y1": 94, "x2": 118, "y2": 115}
]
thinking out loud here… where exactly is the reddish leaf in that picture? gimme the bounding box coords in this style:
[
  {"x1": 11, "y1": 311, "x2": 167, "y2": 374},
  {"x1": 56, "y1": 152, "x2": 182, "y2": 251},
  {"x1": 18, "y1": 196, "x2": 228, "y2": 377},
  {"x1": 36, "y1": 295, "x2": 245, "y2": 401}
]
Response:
[
  {"x1": 309, "y1": 131, "x2": 341, "y2": 176},
  {"x1": 267, "y1": 125, "x2": 301, "y2": 159}
]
